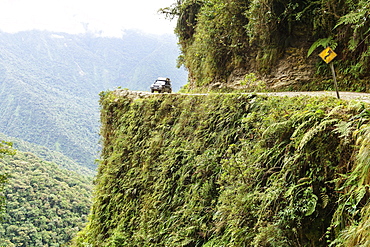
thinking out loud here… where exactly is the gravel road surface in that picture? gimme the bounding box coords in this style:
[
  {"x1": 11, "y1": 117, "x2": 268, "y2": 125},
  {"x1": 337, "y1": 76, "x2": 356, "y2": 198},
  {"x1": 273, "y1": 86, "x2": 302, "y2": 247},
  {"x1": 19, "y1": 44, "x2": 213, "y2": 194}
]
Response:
[{"x1": 114, "y1": 89, "x2": 370, "y2": 104}]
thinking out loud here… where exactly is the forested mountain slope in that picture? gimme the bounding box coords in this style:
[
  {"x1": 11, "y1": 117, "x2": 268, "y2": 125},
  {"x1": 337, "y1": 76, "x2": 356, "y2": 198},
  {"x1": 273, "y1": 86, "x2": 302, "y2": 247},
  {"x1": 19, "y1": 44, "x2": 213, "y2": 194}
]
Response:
[
  {"x1": 0, "y1": 133, "x2": 94, "y2": 176},
  {"x1": 164, "y1": 0, "x2": 370, "y2": 91},
  {"x1": 0, "y1": 30, "x2": 187, "y2": 169},
  {"x1": 74, "y1": 90, "x2": 370, "y2": 246},
  {"x1": 0, "y1": 151, "x2": 92, "y2": 246}
]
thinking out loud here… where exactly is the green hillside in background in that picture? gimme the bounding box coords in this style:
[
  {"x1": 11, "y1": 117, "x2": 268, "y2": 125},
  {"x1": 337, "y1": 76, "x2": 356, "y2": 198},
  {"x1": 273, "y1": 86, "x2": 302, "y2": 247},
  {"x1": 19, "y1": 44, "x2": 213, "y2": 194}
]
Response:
[
  {"x1": 74, "y1": 91, "x2": 370, "y2": 246},
  {"x1": 0, "y1": 151, "x2": 92, "y2": 246},
  {"x1": 0, "y1": 133, "x2": 94, "y2": 176},
  {"x1": 0, "y1": 30, "x2": 188, "y2": 170}
]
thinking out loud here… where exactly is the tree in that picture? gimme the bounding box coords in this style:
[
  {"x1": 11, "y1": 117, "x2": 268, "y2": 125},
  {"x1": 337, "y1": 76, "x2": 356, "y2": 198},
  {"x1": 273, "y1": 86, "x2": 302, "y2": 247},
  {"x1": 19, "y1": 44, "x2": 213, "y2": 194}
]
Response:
[
  {"x1": 0, "y1": 140, "x2": 15, "y2": 158},
  {"x1": 0, "y1": 140, "x2": 15, "y2": 215}
]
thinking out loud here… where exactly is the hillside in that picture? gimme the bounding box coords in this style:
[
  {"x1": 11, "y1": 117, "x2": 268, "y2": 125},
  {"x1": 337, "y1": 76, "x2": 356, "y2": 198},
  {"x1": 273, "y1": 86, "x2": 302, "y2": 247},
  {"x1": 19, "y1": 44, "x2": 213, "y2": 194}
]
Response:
[
  {"x1": 0, "y1": 30, "x2": 188, "y2": 170},
  {"x1": 165, "y1": 0, "x2": 370, "y2": 91},
  {"x1": 74, "y1": 90, "x2": 370, "y2": 246},
  {"x1": 0, "y1": 133, "x2": 95, "y2": 176},
  {"x1": 0, "y1": 151, "x2": 92, "y2": 246}
]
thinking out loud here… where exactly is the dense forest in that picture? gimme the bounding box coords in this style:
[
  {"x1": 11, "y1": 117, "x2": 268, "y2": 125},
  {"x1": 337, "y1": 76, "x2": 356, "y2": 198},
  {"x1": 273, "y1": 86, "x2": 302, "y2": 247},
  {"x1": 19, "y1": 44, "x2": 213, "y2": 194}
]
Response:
[
  {"x1": 0, "y1": 30, "x2": 187, "y2": 171},
  {"x1": 74, "y1": 90, "x2": 370, "y2": 246},
  {"x1": 0, "y1": 151, "x2": 92, "y2": 246},
  {"x1": 0, "y1": 133, "x2": 95, "y2": 177},
  {"x1": 0, "y1": 140, "x2": 15, "y2": 216},
  {"x1": 161, "y1": 0, "x2": 370, "y2": 91}
]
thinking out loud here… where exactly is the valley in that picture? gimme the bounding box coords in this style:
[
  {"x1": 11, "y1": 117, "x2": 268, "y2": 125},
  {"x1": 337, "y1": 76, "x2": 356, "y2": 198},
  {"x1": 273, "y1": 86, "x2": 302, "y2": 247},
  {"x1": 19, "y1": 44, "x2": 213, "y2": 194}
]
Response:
[
  {"x1": 0, "y1": 30, "x2": 187, "y2": 172},
  {"x1": 0, "y1": 29, "x2": 187, "y2": 246}
]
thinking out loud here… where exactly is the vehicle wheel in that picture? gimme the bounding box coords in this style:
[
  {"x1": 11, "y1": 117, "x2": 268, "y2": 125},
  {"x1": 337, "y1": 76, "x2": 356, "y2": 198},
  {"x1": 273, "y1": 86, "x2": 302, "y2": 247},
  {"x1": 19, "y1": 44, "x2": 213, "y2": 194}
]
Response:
[{"x1": 151, "y1": 90, "x2": 154, "y2": 93}]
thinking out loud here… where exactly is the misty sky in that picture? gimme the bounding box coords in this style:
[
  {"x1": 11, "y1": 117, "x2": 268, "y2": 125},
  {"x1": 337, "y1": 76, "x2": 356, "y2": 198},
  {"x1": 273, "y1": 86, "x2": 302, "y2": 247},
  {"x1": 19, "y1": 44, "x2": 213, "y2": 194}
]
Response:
[{"x1": 0, "y1": 0, "x2": 176, "y2": 36}]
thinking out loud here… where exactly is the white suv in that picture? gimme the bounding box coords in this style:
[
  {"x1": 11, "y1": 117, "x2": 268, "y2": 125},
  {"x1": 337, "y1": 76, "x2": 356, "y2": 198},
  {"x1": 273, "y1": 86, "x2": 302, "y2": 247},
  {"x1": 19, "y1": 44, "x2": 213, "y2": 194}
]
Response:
[{"x1": 150, "y1": 77, "x2": 172, "y2": 93}]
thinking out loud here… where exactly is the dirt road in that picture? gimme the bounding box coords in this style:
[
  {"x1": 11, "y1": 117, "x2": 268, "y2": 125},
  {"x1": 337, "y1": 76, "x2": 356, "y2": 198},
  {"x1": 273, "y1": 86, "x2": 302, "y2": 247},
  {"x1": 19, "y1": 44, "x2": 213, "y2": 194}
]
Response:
[
  {"x1": 256, "y1": 91, "x2": 370, "y2": 103},
  {"x1": 114, "y1": 89, "x2": 370, "y2": 104}
]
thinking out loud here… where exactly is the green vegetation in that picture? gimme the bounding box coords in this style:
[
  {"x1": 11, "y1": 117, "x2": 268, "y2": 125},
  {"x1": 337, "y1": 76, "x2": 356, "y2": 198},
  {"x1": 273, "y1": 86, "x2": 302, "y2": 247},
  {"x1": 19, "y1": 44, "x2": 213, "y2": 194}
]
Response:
[
  {"x1": 0, "y1": 133, "x2": 95, "y2": 177},
  {"x1": 0, "y1": 141, "x2": 15, "y2": 158},
  {"x1": 162, "y1": 0, "x2": 370, "y2": 90},
  {"x1": 0, "y1": 140, "x2": 15, "y2": 216},
  {"x1": 0, "y1": 151, "x2": 92, "y2": 246},
  {"x1": 74, "y1": 91, "x2": 370, "y2": 246}
]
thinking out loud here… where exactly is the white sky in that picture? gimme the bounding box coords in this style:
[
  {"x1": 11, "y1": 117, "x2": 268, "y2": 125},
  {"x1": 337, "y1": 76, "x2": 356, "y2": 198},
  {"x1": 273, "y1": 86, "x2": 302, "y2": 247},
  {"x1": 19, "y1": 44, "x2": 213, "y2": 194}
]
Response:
[{"x1": 0, "y1": 0, "x2": 177, "y2": 36}]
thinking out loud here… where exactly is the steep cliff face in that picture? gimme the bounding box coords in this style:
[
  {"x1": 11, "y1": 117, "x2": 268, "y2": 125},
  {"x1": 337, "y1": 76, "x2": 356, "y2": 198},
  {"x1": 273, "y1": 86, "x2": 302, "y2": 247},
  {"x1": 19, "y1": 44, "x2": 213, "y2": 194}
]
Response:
[
  {"x1": 74, "y1": 90, "x2": 370, "y2": 246},
  {"x1": 169, "y1": 0, "x2": 370, "y2": 92}
]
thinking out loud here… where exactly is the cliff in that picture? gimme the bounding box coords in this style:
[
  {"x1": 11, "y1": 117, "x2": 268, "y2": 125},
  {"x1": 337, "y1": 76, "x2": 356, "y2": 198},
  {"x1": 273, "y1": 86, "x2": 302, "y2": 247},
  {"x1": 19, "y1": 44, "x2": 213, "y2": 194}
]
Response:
[
  {"x1": 168, "y1": 0, "x2": 370, "y2": 92},
  {"x1": 74, "y1": 90, "x2": 370, "y2": 246}
]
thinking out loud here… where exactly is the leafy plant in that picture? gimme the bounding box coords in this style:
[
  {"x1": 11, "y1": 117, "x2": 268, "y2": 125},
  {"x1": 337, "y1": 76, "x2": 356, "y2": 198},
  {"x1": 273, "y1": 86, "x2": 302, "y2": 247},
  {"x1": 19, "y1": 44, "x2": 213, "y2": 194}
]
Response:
[{"x1": 307, "y1": 36, "x2": 337, "y2": 57}]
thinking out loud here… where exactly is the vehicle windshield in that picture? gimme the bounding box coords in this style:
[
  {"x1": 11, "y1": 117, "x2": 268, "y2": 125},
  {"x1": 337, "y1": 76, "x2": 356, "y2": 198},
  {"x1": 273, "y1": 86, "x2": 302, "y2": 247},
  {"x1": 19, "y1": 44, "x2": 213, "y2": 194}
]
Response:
[{"x1": 155, "y1": 81, "x2": 166, "y2": 85}]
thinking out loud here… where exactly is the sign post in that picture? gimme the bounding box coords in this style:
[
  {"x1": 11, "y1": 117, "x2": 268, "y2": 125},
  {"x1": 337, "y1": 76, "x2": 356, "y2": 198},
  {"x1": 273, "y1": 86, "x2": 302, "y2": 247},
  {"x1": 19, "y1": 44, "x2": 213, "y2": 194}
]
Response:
[{"x1": 319, "y1": 47, "x2": 340, "y2": 99}]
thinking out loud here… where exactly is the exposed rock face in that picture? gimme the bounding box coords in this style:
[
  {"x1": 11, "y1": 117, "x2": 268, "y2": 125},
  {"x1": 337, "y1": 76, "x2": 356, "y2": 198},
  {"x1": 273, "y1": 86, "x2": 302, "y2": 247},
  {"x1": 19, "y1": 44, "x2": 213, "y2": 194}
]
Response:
[
  {"x1": 210, "y1": 46, "x2": 320, "y2": 92},
  {"x1": 267, "y1": 47, "x2": 317, "y2": 89}
]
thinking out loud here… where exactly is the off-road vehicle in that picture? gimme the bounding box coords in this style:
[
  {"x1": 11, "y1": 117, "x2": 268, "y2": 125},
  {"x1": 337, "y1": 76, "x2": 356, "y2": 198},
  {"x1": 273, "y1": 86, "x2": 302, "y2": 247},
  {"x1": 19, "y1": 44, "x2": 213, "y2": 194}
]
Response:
[{"x1": 150, "y1": 77, "x2": 172, "y2": 93}]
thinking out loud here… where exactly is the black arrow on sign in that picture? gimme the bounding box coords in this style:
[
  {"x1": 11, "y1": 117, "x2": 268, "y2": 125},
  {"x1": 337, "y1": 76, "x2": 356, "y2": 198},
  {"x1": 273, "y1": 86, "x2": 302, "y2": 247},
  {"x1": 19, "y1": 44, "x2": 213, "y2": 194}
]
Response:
[{"x1": 324, "y1": 50, "x2": 333, "y2": 60}]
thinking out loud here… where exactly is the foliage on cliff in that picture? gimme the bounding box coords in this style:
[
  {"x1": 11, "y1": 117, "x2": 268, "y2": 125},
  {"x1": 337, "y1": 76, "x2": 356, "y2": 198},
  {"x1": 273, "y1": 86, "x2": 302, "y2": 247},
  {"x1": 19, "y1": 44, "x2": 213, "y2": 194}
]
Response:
[
  {"x1": 74, "y1": 91, "x2": 370, "y2": 246},
  {"x1": 0, "y1": 151, "x2": 92, "y2": 246},
  {"x1": 163, "y1": 0, "x2": 370, "y2": 89}
]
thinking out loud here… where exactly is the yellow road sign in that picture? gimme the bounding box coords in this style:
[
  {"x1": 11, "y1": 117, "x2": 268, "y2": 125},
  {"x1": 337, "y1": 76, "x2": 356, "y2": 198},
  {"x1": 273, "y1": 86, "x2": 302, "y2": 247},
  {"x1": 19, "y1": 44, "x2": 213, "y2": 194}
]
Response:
[{"x1": 319, "y1": 47, "x2": 337, "y2": 64}]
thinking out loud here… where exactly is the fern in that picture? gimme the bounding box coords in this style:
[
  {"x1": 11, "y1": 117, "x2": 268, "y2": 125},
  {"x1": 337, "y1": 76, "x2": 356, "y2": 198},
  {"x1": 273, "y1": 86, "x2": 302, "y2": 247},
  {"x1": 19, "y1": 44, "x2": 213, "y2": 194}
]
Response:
[
  {"x1": 304, "y1": 193, "x2": 318, "y2": 216},
  {"x1": 354, "y1": 124, "x2": 370, "y2": 185},
  {"x1": 334, "y1": 121, "x2": 354, "y2": 144},
  {"x1": 330, "y1": 123, "x2": 370, "y2": 246},
  {"x1": 290, "y1": 113, "x2": 318, "y2": 146},
  {"x1": 321, "y1": 192, "x2": 329, "y2": 209},
  {"x1": 307, "y1": 37, "x2": 337, "y2": 58},
  {"x1": 339, "y1": 204, "x2": 370, "y2": 246},
  {"x1": 298, "y1": 119, "x2": 338, "y2": 150},
  {"x1": 355, "y1": 185, "x2": 368, "y2": 207},
  {"x1": 335, "y1": 12, "x2": 363, "y2": 28}
]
